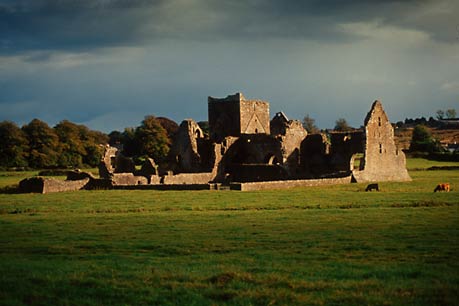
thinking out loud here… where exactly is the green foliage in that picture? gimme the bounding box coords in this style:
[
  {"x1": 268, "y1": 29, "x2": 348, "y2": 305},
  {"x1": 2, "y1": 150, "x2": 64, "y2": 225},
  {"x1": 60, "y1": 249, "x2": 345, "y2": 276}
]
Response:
[
  {"x1": 54, "y1": 120, "x2": 107, "y2": 168},
  {"x1": 409, "y1": 125, "x2": 442, "y2": 153},
  {"x1": 0, "y1": 121, "x2": 29, "y2": 168},
  {"x1": 0, "y1": 119, "x2": 107, "y2": 169},
  {"x1": 121, "y1": 127, "x2": 140, "y2": 157},
  {"x1": 302, "y1": 114, "x2": 319, "y2": 133},
  {"x1": 0, "y1": 165, "x2": 458, "y2": 305},
  {"x1": 22, "y1": 119, "x2": 60, "y2": 168},
  {"x1": 135, "y1": 115, "x2": 171, "y2": 162},
  {"x1": 334, "y1": 118, "x2": 352, "y2": 131}
]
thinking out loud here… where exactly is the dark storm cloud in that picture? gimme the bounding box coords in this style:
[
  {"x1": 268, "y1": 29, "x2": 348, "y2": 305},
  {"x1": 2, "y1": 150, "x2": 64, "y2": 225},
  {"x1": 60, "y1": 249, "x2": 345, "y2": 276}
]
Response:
[{"x1": 1, "y1": 0, "x2": 455, "y2": 56}]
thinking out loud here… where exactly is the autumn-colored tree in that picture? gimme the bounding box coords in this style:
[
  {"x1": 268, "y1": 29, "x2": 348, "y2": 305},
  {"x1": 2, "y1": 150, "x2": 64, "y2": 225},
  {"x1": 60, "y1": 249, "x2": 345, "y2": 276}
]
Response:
[
  {"x1": 156, "y1": 117, "x2": 179, "y2": 140},
  {"x1": 0, "y1": 121, "x2": 29, "y2": 168}
]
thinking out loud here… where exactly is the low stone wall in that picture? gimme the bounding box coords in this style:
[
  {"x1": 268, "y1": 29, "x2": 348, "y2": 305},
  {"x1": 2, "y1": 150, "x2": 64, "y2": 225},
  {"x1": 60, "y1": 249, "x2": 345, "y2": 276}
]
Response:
[
  {"x1": 162, "y1": 172, "x2": 214, "y2": 185},
  {"x1": 230, "y1": 176, "x2": 352, "y2": 191},
  {"x1": 114, "y1": 184, "x2": 210, "y2": 191},
  {"x1": 112, "y1": 173, "x2": 148, "y2": 186},
  {"x1": 19, "y1": 177, "x2": 90, "y2": 194}
]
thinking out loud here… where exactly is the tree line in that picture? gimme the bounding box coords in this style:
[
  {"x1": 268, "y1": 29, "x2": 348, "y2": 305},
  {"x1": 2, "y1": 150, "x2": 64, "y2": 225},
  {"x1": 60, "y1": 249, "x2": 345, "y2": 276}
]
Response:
[
  {"x1": 0, "y1": 116, "x2": 182, "y2": 170},
  {"x1": 0, "y1": 119, "x2": 109, "y2": 169},
  {"x1": 1, "y1": 108, "x2": 456, "y2": 170}
]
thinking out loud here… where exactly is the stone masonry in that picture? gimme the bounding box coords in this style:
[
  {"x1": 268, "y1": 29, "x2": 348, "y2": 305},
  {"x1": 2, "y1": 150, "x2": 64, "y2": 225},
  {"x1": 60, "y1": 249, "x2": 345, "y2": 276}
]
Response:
[
  {"x1": 208, "y1": 93, "x2": 270, "y2": 142},
  {"x1": 18, "y1": 94, "x2": 411, "y2": 192},
  {"x1": 352, "y1": 100, "x2": 411, "y2": 182}
]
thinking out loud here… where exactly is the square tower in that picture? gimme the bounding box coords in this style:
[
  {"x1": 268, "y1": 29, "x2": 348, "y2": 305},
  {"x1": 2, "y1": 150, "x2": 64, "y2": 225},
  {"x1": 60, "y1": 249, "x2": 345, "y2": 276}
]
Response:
[{"x1": 208, "y1": 92, "x2": 270, "y2": 142}]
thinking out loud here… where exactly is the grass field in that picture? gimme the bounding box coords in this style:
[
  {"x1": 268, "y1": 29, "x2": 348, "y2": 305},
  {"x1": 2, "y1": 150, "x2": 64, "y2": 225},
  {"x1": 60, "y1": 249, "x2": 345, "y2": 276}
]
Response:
[{"x1": 0, "y1": 159, "x2": 458, "y2": 305}]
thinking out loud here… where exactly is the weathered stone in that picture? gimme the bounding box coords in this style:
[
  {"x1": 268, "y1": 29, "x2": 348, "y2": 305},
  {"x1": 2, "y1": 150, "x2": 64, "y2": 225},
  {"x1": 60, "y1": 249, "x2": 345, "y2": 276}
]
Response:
[
  {"x1": 231, "y1": 176, "x2": 352, "y2": 191},
  {"x1": 169, "y1": 119, "x2": 204, "y2": 172},
  {"x1": 162, "y1": 172, "x2": 214, "y2": 185},
  {"x1": 112, "y1": 173, "x2": 148, "y2": 186},
  {"x1": 208, "y1": 93, "x2": 270, "y2": 142},
  {"x1": 99, "y1": 145, "x2": 118, "y2": 178},
  {"x1": 66, "y1": 169, "x2": 96, "y2": 181},
  {"x1": 353, "y1": 100, "x2": 411, "y2": 182},
  {"x1": 270, "y1": 112, "x2": 308, "y2": 175},
  {"x1": 19, "y1": 177, "x2": 89, "y2": 194}
]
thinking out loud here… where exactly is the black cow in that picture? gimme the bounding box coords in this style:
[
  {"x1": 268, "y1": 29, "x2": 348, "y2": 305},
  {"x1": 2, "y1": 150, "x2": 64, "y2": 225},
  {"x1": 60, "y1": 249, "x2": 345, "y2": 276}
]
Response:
[{"x1": 365, "y1": 183, "x2": 379, "y2": 192}]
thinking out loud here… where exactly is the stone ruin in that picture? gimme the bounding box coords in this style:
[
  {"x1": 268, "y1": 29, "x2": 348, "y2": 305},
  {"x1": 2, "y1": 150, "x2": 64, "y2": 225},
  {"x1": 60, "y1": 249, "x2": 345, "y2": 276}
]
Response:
[{"x1": 19, "y1": 93, "x2": 410, "y2": 193}]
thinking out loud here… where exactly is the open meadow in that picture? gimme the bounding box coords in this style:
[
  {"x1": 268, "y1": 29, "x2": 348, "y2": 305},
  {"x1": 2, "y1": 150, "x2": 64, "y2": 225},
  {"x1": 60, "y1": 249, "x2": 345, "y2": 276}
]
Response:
[{"x1": 0, "y1": 158, "x2": 458, "y2": 305}]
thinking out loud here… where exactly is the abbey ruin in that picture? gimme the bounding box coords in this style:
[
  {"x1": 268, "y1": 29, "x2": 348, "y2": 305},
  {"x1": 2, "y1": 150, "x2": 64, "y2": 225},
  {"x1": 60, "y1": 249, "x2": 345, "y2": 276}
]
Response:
[{"x1": 19, "y1": 93, "x2": 411, "y2": 193}]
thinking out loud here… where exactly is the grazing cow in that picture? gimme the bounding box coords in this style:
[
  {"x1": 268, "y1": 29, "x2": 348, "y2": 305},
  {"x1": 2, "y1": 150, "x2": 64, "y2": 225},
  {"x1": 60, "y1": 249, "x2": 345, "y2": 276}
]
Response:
[
  {"x1": 365, "y1": 183, "x2": 379, "y2": 192},
  {"x1": 434, "y1": 183, "x2": 450, "y2": 192}
]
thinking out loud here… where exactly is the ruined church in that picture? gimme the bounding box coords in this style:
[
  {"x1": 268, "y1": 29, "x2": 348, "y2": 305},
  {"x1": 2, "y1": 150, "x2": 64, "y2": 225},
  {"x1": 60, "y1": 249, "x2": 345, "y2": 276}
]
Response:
[
  {"x1": 99, "y1": 93, "x2": 410, "y2": 190},
  {"x1": 19, "y1": 93, "x2": 411, "y2": 193}
]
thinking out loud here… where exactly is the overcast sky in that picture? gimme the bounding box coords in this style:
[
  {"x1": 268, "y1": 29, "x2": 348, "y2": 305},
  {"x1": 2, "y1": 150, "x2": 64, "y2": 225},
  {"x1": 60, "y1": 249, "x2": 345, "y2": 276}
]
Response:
[{"x1": 1, "y1": 0, "x2": 458, "y2": 132}]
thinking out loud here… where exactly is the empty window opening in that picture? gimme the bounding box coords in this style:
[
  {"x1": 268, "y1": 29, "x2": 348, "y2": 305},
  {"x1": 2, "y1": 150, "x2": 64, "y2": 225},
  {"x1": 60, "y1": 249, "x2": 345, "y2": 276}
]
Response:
[
  {"x1": 379, "y1": 144, "x2": 382, "y2": 154},
  {"x1": 378, "y1": 117, "x2": 381, "y2": 126}
]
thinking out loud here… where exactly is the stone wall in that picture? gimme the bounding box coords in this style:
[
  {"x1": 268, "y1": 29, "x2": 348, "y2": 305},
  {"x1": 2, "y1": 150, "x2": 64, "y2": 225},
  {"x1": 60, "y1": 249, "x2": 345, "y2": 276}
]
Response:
[
  {"x1": 208, "y1": 92, "x2": 270, "y2": 142},
  {"x1": 208, "y1": 93, "x2": 242, "y2": 142},
  {"x1": 353, "y1": 100, "x2": 411, "y2": 182},
  {"x1": 230, "y1": 176, "x2": 352, "y2": 191},
  {"x1": 271, "y1": 112, "x2": 308, "y2": 175},
  {"x1": 169, "y1": 119, "x2": 204, "y2": 172},
  {"x1": 19, "y1": 177, "x2": 90, "y2": 194},
  {"x1": 162, "y1": 172, "x2": 214, "y2": 184},
  {"x1": 239, "y1": 98, "x2": 270, "y2": 135},
  {"x1": 112, "y1": 173, "x2": 148, "y2": 186}
]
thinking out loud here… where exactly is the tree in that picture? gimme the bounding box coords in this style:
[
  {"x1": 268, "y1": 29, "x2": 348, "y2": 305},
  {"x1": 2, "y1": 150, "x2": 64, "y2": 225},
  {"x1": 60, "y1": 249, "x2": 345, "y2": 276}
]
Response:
[
  {"x1": 0, "y1": 121, "x2": 29, "y2": 168},
  {"x1": 54, "y1": 120, "x2": 86, "y2": 167},
  {"x1": 121, "y1": 127, "x2": 139, "y2": 157},
  {"x1": 54, "y1": 120, "x2": 107, "y2": 168},
  {"x1": 302, "y1": 114, "x2": 319, "y2": 133},
  {"x1": 22, "y1": 119, "x2": 60, "y2": 168},
  {"x1": 156, "y1": 117, "x2": 179, "y2": 141},
  {"x1": 436, "y1": 110, "x2": 445, "y2": 120},
  {"x1": 334, "y1": 118, "x2": 352, "y2": 131},
  {"x1": 446, "y1": 109, "x2": 457, "y2": 119},
  {"x1": 135, "y1": 115, "x2": 171, "y2": 162},
  {"x1": 409, "y1": 125, "x2": 442, "y2": 153},
  {"x1": 108, "y1": 130, "x2": 124, "y2": 146}
]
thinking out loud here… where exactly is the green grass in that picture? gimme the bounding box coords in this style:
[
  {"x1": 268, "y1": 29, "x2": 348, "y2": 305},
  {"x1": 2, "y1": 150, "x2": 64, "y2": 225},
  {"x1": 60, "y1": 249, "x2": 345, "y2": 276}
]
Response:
[
  {"x1": 406, "y1": 157, "x2": 459, "y2": 170},
  {"x1": 0, "y1": 159, "x2": 458, "y2": 305}
]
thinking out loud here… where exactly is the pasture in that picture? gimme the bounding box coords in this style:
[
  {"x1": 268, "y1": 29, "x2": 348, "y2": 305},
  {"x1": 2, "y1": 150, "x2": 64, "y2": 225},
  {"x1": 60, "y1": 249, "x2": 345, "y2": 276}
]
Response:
[{"x1": 0, "y1": 158, "x2": 458, "y2": 305}]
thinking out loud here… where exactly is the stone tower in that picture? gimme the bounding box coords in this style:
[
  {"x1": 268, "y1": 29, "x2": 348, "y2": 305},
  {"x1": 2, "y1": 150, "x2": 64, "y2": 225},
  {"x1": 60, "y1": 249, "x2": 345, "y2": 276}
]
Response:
[
  {"x1": 353, "y1": 100, "x2": 411, "y2": 182},
  {"x1": 208, "y1": 93, "x2": 270, "y2": 142}
]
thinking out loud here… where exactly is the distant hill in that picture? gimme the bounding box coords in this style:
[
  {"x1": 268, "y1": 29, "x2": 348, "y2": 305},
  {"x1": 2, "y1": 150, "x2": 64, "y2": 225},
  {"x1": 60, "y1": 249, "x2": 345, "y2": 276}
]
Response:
[{"x1": 395, "y1": 127, "x2": 459, "y2": 151}]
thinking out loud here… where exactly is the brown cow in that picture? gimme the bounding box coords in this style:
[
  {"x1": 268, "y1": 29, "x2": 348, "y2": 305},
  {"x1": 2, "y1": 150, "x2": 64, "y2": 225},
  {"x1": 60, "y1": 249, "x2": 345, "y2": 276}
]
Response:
[{"x1": 434, "y1": 183, "x2": 450, "y2": 192}]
